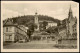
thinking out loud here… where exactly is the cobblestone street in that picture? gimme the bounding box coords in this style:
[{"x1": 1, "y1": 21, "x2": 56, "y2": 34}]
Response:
[{"x1": 3, "y1": 40, "x2": 58, "y2": 49}]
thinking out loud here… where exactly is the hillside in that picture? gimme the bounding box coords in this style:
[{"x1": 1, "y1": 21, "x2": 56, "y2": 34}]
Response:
[{"x1": 4, "y1": 15, "x2": 60, "y2": 26}]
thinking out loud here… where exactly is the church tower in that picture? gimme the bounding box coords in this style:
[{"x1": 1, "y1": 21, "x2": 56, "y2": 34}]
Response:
[
  {"x1": 34, "y1": 11, "x2": 39, "y2": 31},
  {"x1": 68, "y1": 5, "x2": 73, "y2": 21},
  {"x1": 66, "y1": 5, "x2": 74, "y2": 36}
]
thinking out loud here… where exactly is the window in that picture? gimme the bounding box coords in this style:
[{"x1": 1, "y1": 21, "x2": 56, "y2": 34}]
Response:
[
  {"x1": 5, "y1": 35, "x2": 12, "y2": 40},
  {"x1": 73, "y1": 29, "x2": 74, "y2": 32},
  {"x1": 75, "y1": 29, "x2": 76, "y2": 31},
  {"x1": 9, "y1": 27, "x2": 12, "y2": 32},
  {"x1": 6, "y1": 27, "x2": 8, "y2": 32},
  {"x1": 6, "y1": 27, "x2": 12, "y2": 32},
  {"x1": 68, "y1": 21, "x2": 70, "y2": 23},
  {"x1": 9, "y1": 35, "x2": 11, "y2": 39}
]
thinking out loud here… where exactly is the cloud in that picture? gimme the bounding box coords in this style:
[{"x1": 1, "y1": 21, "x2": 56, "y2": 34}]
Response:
[
  {"x1": 2, "y1": 8, "x2": 23, "y2": 20},
  {"x1": 39, "y1": 6, "x2": 77, "y2": 20},
  {"x1": 2, "y1": 2, "x2": 78, "y2": 20},
  {"x1": 37, "y1": 8, "x2": 68, "y2": 20},
  {"x1": 23, "y1": 8, "x2": 28, "y2": 14},
  {"x1": 72, "y1": 7, "x2": 77, "y2": 17}
]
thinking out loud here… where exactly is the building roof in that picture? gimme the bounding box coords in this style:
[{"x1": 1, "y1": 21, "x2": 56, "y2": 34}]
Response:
[
  {"x1": 3, "y1": 19, "x2": 13, "y2": 26},
  {"x1": 3, "y1": 18, "x2": 18, "y2": 27},
  {"x1": 39, "y1": 20, "x2": 56, "y2": 23},
  {"x1": 69, "y1": 5, "x2": 72, "y2": 13}
]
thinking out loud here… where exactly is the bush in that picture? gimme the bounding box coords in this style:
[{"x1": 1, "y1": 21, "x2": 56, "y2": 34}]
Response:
[{"x1": 32, "y1": 36, "x2": 41, "y2": 40}]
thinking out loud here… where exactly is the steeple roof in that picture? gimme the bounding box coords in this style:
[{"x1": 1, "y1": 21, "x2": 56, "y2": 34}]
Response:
[
  {"x1": 69, "y1": 5, "x2": 72, "y2": 13},
  {"x1": 68, "y1": 5, "x2": 73, "y2": 19}
]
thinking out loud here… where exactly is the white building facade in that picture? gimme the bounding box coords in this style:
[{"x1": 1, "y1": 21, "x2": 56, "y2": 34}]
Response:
[
  {"x1": 3, "y1": 19, "x2": 28, "y2": 42},
  {"x1": 46, "y1": 21, "x2": 57, "y2": 29}
]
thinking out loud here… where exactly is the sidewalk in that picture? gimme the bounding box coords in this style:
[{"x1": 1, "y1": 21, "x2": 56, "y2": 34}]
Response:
[{"x1": 3, "y1": 40, "x2": 58, "y2": 49}]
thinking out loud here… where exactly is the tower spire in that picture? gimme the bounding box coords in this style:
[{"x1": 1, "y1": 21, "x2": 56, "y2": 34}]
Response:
[
  {"x1": 68, "y1": 4, "x2": 73, "y2": 19},
  {"x1": 69, "y1": 4, "x2": 72, "y2": 13}
]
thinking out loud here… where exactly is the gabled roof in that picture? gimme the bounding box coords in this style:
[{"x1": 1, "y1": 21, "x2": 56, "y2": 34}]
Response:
[{"x1": 3, "y1": 18, "x2": 17, "y2": 26}]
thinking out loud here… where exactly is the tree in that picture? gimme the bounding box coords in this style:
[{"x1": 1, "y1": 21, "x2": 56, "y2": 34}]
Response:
[
  {"x1": 42, "y1": 21, "x2": 48, "y2": 30},
  {"x1": 27, "y1": 29, "x2": 32, "y2": 39},
  {"x1": 28, "y1": 23, "x2": 37, "y2": 32},
  {"x1": 45, "y1": 27, "x2": 53, "y2": 33},
  {"x1": 26, "y1": 21, "x2": 37, "y2": 40},
  {"x1": 45, "y1": 26, "x2": 57, "y2": 34}
]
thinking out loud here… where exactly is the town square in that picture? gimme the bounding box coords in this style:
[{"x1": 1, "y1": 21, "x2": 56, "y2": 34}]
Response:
[{"x1": 2, "y1": 1, "x2": 78, "y2": 49}]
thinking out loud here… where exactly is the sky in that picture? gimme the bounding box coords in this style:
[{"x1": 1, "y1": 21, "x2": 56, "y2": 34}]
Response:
[{"x1": 1, "y1": 1, "x2": 78, "y2": 20}]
